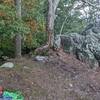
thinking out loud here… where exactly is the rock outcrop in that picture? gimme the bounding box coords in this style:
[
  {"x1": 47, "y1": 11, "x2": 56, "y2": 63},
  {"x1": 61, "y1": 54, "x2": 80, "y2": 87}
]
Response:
[{"x1": 55, "y1": 24, "x2": 100, "y2": 68}]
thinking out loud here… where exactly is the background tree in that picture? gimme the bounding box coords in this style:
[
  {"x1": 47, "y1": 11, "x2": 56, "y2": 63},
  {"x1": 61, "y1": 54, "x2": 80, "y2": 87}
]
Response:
[
  {"x1": 15, "y1": 0, "x2": 22, "y2": 58},
  {"x1": 0, "y1": 0, "x2": 29, "y2": 58}
]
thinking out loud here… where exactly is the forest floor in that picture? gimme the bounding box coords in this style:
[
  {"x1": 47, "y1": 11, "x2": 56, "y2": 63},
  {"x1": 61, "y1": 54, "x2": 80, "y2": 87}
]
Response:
[{"x1": 0, "y1": 50, "x2": 100, "y2": 100}]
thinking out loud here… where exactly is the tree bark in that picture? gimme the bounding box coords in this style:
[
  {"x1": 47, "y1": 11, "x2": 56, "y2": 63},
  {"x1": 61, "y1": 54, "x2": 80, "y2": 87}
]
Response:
[
  {"x1": 47, "y1": 0, "x2": 60, "y2": 48},
  {"x1": 15, "y1": 34, "x2": 22, "y2": 58},
  {"x1": 15, "y1": 0, "x2": 22, "y2": 58},
  {"x1": 47, "y1": 0, "x2": 55, "y2": 47}
]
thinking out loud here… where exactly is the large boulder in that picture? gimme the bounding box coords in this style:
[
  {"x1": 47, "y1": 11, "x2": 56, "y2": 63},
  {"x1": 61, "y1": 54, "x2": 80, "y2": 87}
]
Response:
[{"x1": 55, "y1": 24, "x2": 100, "y2": 68}]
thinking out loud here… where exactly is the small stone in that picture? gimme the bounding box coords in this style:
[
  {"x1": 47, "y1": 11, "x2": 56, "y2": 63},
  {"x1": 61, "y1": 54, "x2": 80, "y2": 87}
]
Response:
[
  {"x1": 34, "y1": 56, "x2": 48, "y2": 62},
  {"x1": 23, "y1": 66, "x2": 29, "y2": 69},
  {"x1": 0, "y1": 62, "x2": 14, "y2": 68},
  {"x1": 69, "y1": 83, "x2": 73, "y2": 87}
]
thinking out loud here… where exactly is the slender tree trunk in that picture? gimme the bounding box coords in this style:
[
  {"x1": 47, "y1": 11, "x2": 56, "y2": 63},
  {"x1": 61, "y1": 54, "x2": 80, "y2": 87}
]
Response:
[
  {"x1": 60, "y1": 16, "x2": 68, "y2": 35},
  {"x1": 15, "y1": 34, "x2": 21, "y2": 57},
  {"x1": 47, "y1": 0, "x2": 55, "y2": 47},
  {"x1": 15, "y1": 0, "x2": 22, "y2": 58}
]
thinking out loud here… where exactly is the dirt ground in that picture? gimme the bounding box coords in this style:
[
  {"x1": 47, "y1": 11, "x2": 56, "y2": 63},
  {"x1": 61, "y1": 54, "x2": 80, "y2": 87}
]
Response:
[{"x1": 0, "y1": 51, "x2": 100, "y2": 100}]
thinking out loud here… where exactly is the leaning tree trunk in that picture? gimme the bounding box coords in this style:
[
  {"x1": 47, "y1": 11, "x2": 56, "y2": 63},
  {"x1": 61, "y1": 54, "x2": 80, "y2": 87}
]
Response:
[{"x1": 15, "y1": 0, "x2": 22, "y2": 58}]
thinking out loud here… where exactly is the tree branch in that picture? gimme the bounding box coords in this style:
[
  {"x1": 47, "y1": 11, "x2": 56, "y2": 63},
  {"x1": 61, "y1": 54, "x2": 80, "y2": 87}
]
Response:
[
  {"x1": 53, "y1": 0, "x2": 60, "y2": 12},
  {"x1": 81, "y1": 0, "x2": 100, "y2": 10},
  {"x1": 60, "y1": 16, "x2": 68, "y2": 35}
]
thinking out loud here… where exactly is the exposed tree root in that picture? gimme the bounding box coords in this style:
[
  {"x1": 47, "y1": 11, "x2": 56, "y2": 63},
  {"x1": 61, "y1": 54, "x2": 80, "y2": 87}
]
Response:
[{"x1": 35, "y1": 44, "x2": 49, "y2": 54}]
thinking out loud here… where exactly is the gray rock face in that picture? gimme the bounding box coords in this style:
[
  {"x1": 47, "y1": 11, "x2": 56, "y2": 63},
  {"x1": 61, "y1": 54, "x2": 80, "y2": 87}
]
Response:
[
  {"x1": 0, "y1": 62, "x2": 14, "y2": 68},
  {"x1": 55, "y1": 24, "x2": 100, "y2": 68}
]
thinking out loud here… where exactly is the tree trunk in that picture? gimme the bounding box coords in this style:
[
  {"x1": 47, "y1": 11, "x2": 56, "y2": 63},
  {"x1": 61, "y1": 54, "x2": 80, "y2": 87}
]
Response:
[
  {"x1": 47, "y1": 0, "x2": 55, "y2": 47},
  {"x1": 15, "y1": 0, "x2": 22, "y2": 58},
  {"x1": 47, "y1": 0, "x2": 60, "y2": 48},
  {"x1": 15, "y1": 34, "x2": 22, "y2": 58},
  {"x1": 35, "y1": 0, "x2": 60, "y2": 53}
]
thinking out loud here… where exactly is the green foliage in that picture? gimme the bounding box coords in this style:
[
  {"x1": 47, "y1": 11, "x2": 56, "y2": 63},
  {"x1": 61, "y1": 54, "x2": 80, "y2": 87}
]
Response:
[
  {"x1": 22, "y1": 0, "x2": 47, "y2": 49},
  {"x1": 0, "y1": 0, "x2": 87, "y2": 58},
  {"x1": 0, "y1": 3, "x2": 30, "y2": 58},
  {"x1": 0, "y1": 36, "x2": 15, "y2": 57},
  {"x1": 24, "y1": 32, "x2": 47, "y2": 49},
  {"x1": 0, "y1": 3, "x2": 30, "y2": 36},
  {"x1": 22, "y1": 0, "x2": 46, "y2": 30},
  {"x1": 9, "y1": 19, "x2": 30, "y2": 34},
  {"x1": 55, "y1": 0, "x2": 86, "y2": 34}
]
